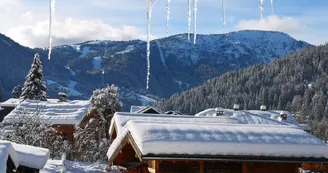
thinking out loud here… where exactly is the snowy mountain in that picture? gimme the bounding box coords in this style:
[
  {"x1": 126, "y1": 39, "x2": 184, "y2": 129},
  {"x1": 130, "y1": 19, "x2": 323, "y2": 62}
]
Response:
[{"x1": 0, "y1": 30, "x2": 310, "y2": 110}]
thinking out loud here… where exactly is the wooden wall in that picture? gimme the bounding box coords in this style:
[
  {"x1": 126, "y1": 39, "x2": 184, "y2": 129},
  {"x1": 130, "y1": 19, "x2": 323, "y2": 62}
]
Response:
[
  {"x1": 242, "y1": 162, "x2": 299, "y2": 173},
  {"x1": 141, "y1": 160, "x2": 300, "y2": 173},
  {"x1": 159, "y1": 161, "x2": 200, "y2": 173},
  {"x1": 204, "y1": 162, "x2": 242, "y2": 173},
  {"x1": 55, "y1": 125, "x2": 74, "y2": 141},
  {"x1": 114, "y1": 142, "x2": 138, "y2": 166}
]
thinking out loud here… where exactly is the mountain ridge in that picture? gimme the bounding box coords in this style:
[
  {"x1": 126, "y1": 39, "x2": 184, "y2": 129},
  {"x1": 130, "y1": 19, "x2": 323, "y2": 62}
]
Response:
[{"x1": 0, "y1": 30, "x2": 311, "y2": 110}]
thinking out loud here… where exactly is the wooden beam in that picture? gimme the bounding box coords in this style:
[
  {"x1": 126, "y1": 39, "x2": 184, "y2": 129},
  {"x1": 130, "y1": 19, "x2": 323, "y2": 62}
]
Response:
[
  {"x1": 242, "y1": 162, "x2": 248, "y2": 173},
  {"x1": 294, "y1": 164, "x2": 299, "y2": 173},
  {"x1": 155, "y1": 160, "x2": 160, "y2": 173},
  {"x1": 200, "y1": 161, "x2": 204, "y2": 173}
]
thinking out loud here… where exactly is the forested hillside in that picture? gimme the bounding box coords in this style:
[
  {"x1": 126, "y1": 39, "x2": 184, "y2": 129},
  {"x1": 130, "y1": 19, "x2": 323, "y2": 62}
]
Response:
[{"x1": 157, "y1": 44, "x2": 328, "y2": 140}]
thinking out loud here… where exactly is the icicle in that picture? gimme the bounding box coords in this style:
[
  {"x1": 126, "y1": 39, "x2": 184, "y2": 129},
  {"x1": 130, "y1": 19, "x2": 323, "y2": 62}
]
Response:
[
  {"x1": 48, "y1": 0, "x2": 56, "y2": 60},
  {"x1": 260, "y1": 0, "x2": 264, "y2": 19},
  {"x1": 222, "y1": 0, "x2": 226, "y2": 27},
  {"x1": 193, "y1": 0, "x2": 198, "y2": 45},
  {"x1": 166, "y1": 0, "x2": 170, "y2": 37},
  {"x1": 146, "y1": 0, "x2": 157, "y2": 89},
  {"x1": 188, "y1": 0, "x2": 191, "y2": 41},
  {"x1": 271, "y1": 0, "x2": 274, "y2": 14}
]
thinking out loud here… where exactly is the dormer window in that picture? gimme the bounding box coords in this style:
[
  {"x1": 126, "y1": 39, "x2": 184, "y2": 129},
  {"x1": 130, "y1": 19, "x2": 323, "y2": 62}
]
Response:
[
  {"x1": 280, "y1": 111, "x2": 288, "y2": 121},
  {"x1": 214, "y1": 107, "x2": 224, "y2": 116},
  {"x1": 233, "y1": 104, "x2": 240, "y2": 111}
]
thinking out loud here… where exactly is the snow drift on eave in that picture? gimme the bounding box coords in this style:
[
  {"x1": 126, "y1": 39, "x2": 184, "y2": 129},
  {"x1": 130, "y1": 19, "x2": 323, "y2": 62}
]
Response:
[
  {"x1": 12, "y1": 142, "x2": 50, "y2": 169},
  {"x1": 108, "y1": 121, "x2": 328, "y2": 160},
  {"x1": 0, "y1": 140, "x2": 49, "y2": 170}
]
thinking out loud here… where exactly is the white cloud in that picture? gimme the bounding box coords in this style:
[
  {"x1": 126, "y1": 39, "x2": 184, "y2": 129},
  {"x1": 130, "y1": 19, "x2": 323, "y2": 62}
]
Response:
[
  {"x1": 6, "y1": 18, "x2": 147, "y2": 48},
  {"x1": 236, "y1": 15, "x2": 306, "y2": 34}
]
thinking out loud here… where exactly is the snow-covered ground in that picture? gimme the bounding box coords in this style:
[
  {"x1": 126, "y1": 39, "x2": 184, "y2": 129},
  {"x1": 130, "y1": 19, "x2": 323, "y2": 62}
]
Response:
[
  {"x1": 92, "y1": 57, "x2": 102, "y2": 69},
  {"x1": 41, "y1": 160, "x2": 119, "y2": 173},
  {"x1": 115, "y1": 45, "x2": 134, "y2": 55},
  {"x1": 46, "y1": 79, "x2": 82, "y2": 97}
]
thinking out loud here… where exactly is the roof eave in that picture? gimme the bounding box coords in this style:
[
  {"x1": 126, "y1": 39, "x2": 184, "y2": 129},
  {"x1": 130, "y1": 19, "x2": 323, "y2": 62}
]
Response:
[{"x1": 142, "y1": 154, "x2": 328, "y2": 163}]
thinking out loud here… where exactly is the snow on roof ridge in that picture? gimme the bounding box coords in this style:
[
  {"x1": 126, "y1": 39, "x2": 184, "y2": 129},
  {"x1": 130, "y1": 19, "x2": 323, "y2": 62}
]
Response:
[{"x1": 126, "y1": 121, "x2": 328, "y2": 158}]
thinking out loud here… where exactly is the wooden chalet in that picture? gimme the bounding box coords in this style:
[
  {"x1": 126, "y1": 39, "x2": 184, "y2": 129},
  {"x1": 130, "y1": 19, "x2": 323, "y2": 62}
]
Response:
[
  {"x1": 2, "y1": 99, "x2": 91, "y2": 141},
  {"x1": 0, "y1": 140, "x2": 49, "y2": 173},
  {"x1": 107, "y1": 112, "x2": 328, "y2": 173}
]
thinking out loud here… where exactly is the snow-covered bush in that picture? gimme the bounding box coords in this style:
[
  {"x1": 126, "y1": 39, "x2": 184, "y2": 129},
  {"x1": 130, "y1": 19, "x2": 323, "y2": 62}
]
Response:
[
  {"x1": 3, "y1": 108, "x2": 66, "y2": 159},
  {"x1": 20, "y1": 53, "x2": 49, "y2": 101}
]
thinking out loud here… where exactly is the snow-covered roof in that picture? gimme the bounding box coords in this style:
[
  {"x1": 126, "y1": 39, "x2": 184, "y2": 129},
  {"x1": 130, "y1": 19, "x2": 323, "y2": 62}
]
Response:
[
  {"x1": 130, "y1": 106, "x2": 162, "y2": 114},
  {"x1": 0, "y1": 141, "x2": 19, "y2": 171},
  {"x1": 0, "y1": 141, "x2": 49, "y2": 170},
  {"x1": 195, "y1": 108, "x2": 303, "y2": 128},
  {"x1": 12, "y1": 143, "x2": 50, "y2": 169},
  {"x1": 108, "y1": 121, "x2": 328, "y2": 162},
  {"x1": 109, "y1": 112, "x2": 240, "y2": 136},
  {"x1": 3, "y1": 99, "x2": 91, "y2": 125},
  {"x1": 1, "y1": 98, "x2": 20, "y2": 108}
]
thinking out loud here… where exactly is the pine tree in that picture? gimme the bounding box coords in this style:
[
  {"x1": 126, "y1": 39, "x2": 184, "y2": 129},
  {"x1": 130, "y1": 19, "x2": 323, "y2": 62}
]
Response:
[
  {"x1": 89, "y1": 84, "x2": 122, "y2": 138},
  {"x1": 20, "y1": 53, "x2": 48, "y2": 101},
  {"x1": 11, "y1": 85, "x2": 22, "y2": 98}
]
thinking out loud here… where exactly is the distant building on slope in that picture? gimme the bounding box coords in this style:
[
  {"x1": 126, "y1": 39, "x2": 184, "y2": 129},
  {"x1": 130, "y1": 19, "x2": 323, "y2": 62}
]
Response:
[
  {"x1": 2, "y1": 97, "x2": 91, "y2": 141},
  {"x1": 107, "y1": 110, "x2": 327, "y2": 173},
  {"x1": 0, "y1": 140, "x2": 49, "y2": 173},
  {"x1": 130, "y1": 106, "x2": 162, "y2": 114}
]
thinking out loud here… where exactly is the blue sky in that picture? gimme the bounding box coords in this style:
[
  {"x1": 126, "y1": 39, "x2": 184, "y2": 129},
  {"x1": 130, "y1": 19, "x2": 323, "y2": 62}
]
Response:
[{"x1": 1, "y1": 0, "x2": 327, "y2": 47}]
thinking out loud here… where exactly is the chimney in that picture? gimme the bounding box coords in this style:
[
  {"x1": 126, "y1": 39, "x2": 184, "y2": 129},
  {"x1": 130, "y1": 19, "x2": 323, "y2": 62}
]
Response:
[
  {"x1": 260, "y1": 105, "x2": 267, "y2": 111},
  {"x1": 58, "y1": 92, "x2": 68, "y2": 102},
  {"x1": 214, "y1": 107, "x2": 224, "y2": 117},
  {"x1": 280, "y1": 111, "x2": 288, "y2": 121},
  {"x1": 233, "y1": 104, "x2": 240, "y2": 111}
]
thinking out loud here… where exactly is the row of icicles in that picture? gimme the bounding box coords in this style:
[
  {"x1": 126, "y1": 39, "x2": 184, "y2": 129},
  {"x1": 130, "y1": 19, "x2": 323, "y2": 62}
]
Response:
[
  {"x1": 145, "y1": 0, "x2": 275, "y2": 89},
  {"x1": 45, "y1": 0, "x2": 275, "y2": 89}
]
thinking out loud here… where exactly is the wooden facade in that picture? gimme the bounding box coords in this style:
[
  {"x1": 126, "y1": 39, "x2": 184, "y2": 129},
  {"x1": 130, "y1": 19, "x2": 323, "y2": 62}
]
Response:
[{"x1": 112, "y1": 158, "x2": 301, "y2": 173}]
